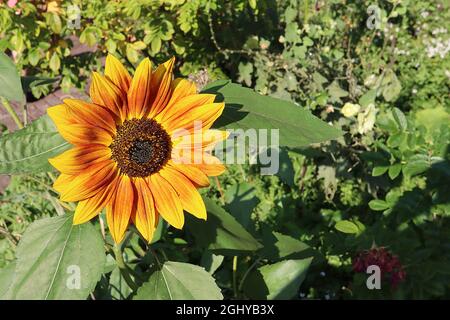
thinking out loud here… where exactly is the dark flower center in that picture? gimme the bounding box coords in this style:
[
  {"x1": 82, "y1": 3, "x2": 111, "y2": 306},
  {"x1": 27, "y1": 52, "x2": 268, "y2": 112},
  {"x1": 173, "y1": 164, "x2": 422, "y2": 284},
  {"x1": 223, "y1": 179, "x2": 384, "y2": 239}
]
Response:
[{"x1": 110, "y1": 118, "x2": 172, "y2": 177}]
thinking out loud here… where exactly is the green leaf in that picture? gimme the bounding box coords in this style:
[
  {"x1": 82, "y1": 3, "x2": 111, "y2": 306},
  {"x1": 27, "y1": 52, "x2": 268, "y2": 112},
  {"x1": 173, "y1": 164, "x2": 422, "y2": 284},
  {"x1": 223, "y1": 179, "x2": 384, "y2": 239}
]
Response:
[
  {"x1": 0, "y1": 115, "x2": 70, "y2": 174},
  {"x1": 369, "y1": 199, "x2": 390, "y2": 211},
  {"x1": 372, "y1": 165, "x2": 389, "y2": 177},
  {"x1": 21, "y1": 76, "x2": 58, "y2": 93},
  {"x1": 0, "y1": 262, "x2": 16, "y2": 298},
  {"x1": 327, "y1": 80, "x2": 348, "y2": 102},
  {"x1": 358, "y1": 89, "x2": 376, "y2": 108},
  {"x1": 151, "y1": 37, "x2": 162, "y2": 54},
  {"x1": 335, "y1": 220, "x2": 360, "y2": 234},
  {"x1": 200, "y1": 252, "x2": 224, "y2": 275},
  {"x1": 238, "y1": 62, "x2": 253, "y2": 87},
  {"x1": 403, "y1": 154, "x2": 430, "y2": 177},
  {"x1": 0, "y1": 52, "x2": 25, "y2": 103},
  {"x1": 126, "y1": 44, "x2": 139, "y2": 63},
  {"x1": 49, "y1": 53, "x2": 60, "y2": 72},
  {"x1": 28, "y1": 49, "x2": 40, "y2": 66},
  {"x1": 5, "y1": 214, "x2": 105, "y2": 300},
  {"x1": 202, "y1": 81, "x2": 342, "y2": 148},
  {"x1": 381, "y1": 70, "x2": 402, "y2": 102},
  {"x1": 134, "y1": 261, "x2": 223, "y2": 300},
  {"x1": 259, "y1": 230, "x2": 312, "y2": 260},
  {"x1": 186, "y1": 197, "x2": 262, "y2": 254},
  {"x1": 243, "y1": 258, "x2": 312, "y2": 300},
  {"x1": 388, "y1": 163, "x2": 402, "y2": 180},
  {"x1": 392, "y1": 107, "x2": 407, "y2": 130}
]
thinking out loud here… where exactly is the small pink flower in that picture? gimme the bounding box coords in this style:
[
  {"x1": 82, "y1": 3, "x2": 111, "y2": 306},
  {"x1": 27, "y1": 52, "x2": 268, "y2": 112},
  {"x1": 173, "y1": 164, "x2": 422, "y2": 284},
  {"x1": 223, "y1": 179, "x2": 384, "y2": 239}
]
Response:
[{"x1": 7, "y1": 0, "x2": 18, "y2": 8}]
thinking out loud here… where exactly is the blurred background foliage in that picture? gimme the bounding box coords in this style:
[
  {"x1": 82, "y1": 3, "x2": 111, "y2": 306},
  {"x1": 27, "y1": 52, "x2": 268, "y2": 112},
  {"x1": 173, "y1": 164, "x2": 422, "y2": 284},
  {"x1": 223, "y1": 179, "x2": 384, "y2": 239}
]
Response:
[{"x1": 1, "y1": 0, "x2": 450, "y2": 299}]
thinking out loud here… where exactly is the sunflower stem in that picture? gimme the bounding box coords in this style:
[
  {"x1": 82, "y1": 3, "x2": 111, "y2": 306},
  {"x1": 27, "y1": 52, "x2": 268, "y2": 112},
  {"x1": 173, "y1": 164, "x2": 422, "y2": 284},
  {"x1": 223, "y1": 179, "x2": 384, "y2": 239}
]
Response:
[
  {"x1": 113, "y1": 244, "x2": 139, "y2": 292},
  {"x1": 1, "y1": 97, "x2": 23, "y2": 129}
]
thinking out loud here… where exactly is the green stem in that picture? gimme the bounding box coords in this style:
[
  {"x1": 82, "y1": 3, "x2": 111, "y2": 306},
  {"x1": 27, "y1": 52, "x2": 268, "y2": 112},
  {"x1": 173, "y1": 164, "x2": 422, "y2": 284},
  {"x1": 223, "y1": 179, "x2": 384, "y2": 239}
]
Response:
[
  {"x1": 113, "y1": 244, "x2": 139, "y2": 292},
  {"x1": 238, "y1": 258, "x2": 261, "y2": 292},
  {"x1": 1, "y1": 97, "x2": 23, "y2": 129},
  {"x1": 232, "y1": 256, "x2": 238, "y2": 298}
]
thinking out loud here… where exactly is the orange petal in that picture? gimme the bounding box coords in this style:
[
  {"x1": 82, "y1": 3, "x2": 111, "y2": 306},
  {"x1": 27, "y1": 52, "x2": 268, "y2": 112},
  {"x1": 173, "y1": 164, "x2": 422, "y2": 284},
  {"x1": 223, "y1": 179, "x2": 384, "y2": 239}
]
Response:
[
  {"x1": 166, "y1": 161, "x2": 210, "y2": 187},
  {"x1": 73, "y1": 174, "x2": 119, "y2": 225},
  {"x1": 53, "y1": 123, "x2": 113, "y2": 146},
  {"x1": 105, "y1": 54, "x2": 131, "y2": 93},
  {"x1": 192, "y1": 153, "x2": 227, "y2": 176},
  {"x1": 90, "y1": 72, "x2": 125, "y2": 121},
  {"x1": 133, "y1": 178, "x2": 157, "y2": 242},
  {"x1": 167, "y1": 78, "x2": 197, "y2": 106},
  {"x1": 49, "y1": 145, "x2": 111, "y2": 175},
  {"x1": 147, "y1": 57, "x2": 175, "y2": 118},
  {"x1": 63, "y1": 99, "x2": 116, "y2": 135},
  {"x1": 172, "y1": 129, "x2": 229, "y2": 151},
  {"x1": 47, "y1": 104, "x2": 77, "y2": 126},
  {"x1": 147, "y1": 173, "x2": 184, "y2": 229},
  {"x1": 55, "y1": 161, "x2": 118, "y2": 202},
  {"x1": 106, "y1": 175, "x2": 135, "y2": 243},
  {"x1": 164, "y1": 102, "x2": 225, "y2": 134},
  {"x1": 127, "y1": 58, "x2": 152, "y2": 119},
  {"x1": 159, "y1": 166, "x2": 206, "y2": 220},
  {"x1": 156, "y1": 93, "x2": 216, "y2": 124}
]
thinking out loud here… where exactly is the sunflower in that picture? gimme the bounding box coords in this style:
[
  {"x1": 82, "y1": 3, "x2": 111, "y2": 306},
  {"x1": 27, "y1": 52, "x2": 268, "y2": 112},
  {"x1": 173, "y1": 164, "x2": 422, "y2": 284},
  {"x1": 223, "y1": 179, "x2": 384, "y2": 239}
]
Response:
[{"x1": 47, "y1": 55, "x2": 228, "y2": 243}]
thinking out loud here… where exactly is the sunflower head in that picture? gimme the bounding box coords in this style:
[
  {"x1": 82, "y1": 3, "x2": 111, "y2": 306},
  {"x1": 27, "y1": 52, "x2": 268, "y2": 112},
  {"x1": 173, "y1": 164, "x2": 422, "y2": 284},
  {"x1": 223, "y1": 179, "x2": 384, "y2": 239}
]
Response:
[{"x1": 47, "y1": 54, "x2": 228, "y2": 243}]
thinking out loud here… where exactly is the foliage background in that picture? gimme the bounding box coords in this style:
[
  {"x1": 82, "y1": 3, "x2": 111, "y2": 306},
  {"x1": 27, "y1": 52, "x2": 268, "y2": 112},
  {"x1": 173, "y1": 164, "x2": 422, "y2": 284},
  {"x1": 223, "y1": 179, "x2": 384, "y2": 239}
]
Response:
[{"x1": 0, "y1": 0, "x2": 450, "y2": 299}]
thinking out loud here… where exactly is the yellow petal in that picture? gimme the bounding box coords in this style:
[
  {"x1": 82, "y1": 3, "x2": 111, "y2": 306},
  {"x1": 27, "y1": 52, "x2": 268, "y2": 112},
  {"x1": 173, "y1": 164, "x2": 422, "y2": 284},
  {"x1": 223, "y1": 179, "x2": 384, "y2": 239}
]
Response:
[
  {"x1": 167, "y1": 78, "x2": 197, "y2": 106},
  {"x1": 166, "y1": 161, "x2": 210, "y2": 187},
  {"x1": 164, "y1": 102, "x2": 225, "y2": 134},
  {"x1": 159, "y1": 166, "x2": 206, "y2": 220},
  {"x1": 106, "y1": 175, "x2": 135, "y2": 244},
  {"x1": 52, "y1": 123, "x2": 113, "y2": 146},
  {"x1": 90, "y1": 72, "x2": 125, "y2": 121},
  {"x1": 49, "y1": 145, "x2": 111, "y2": 175},
  {"x1": 156, "y1": 93, "x2": 216, "y2": 124},
  {"x1": 127, "y1": 58, "x2": 152, "y2": 119},
  {"x1": 147, "y1": 173, "x2": 184, "y2": 229},
  {"x1": 172, "y1": 129, "x2": 229, "y2": 151},
  {"x1": 73, "y1": 174, "x2": 119, "y2": 225},
  {"x1": 147, "y1": 57, "x2": 175, "y2": 118},
  {"x1": 133, "y1": 178, "x2": 157, "y2": 242},
  {"x1": 62, "y1": 99, "x2": 116, "y2": 135},
  {"x1": 105, "y1": 54, "x2": 132, "y2": 93},
  {"x1": 55, "y1": 161, "x2": 118, "y2": 202},
  {"x1": 192, "y1": 153, "x2": 227, "y2": 176}
]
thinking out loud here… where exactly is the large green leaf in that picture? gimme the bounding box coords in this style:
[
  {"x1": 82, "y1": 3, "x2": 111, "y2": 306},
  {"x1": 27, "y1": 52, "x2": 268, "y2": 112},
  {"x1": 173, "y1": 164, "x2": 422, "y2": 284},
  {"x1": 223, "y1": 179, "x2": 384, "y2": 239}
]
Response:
[
  {"x1": 134, "y1": 261, "x2": 223, "y2": 300},
  {"x1": 0, "y1": 52, "x2": 24, "y2": 103},
  {"x1": 4, "y1": 214, "x2": 105, "y2": 300},
  {"x1": 0, "y1": 115, "x2": 70, "y2": 174},
  {"x1": 243, "y1": 258, "x2": 312, "y2": 300},
  {"x1": 186, "y1": 197, "x2": 262, "y2": 254},
  {"x1": 202, "y1": 80, "x2": 342, "y2": 148},
  {"x1": 0, "y1": 262, "x2": 16, "y2": 298}
]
